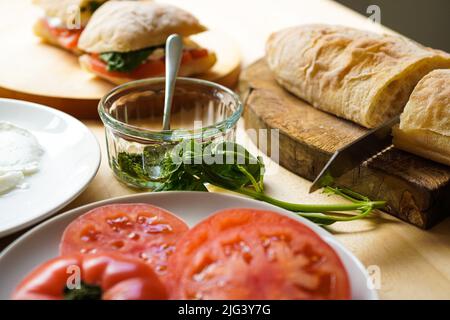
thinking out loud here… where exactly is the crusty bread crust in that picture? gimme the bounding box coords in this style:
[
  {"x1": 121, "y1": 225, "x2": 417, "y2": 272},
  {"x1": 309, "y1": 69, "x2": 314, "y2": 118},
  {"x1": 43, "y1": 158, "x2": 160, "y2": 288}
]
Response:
[
  {"x1": 266, "y1": 24, "x2": 450, "y2": 128},
  {"x1": 33, "y1": 18, "x2": 83, "y2": 55},
  {"x1": 79, "y1": 51, "x2": 217, "y2": 85},
  {"x1": 78, "y1": 1, "x2": 207, "y2": 53},
  {"x1": 393, "y1": 69, "x2": 450, "y2": 166}
]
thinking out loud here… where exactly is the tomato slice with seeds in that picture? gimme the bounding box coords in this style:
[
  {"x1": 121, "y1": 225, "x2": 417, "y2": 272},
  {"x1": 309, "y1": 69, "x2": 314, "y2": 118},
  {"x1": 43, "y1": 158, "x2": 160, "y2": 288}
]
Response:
[
  {"x1": 60, "y1": 204, "x2": 189, "y2": 277},
  {"x1": 168, "y1": 209, "x2": 350, "y2": 300}
]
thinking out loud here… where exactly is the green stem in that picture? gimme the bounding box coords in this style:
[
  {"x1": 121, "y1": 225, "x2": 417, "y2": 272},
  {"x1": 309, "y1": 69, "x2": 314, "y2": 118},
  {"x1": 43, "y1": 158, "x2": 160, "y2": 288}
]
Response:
[
  {"x1": 235, "y1": 187, "x2": 385, "y2": 213},
  {"x1": 63, "y1": 281, "x2": 102, "y2": 300},
  {"x1": 257, "y1": 156, "x2": 265, "y2": 192},
  {"x1": 237, "y1": 165, "x2": 262, "y2": 193},
  {"x1": 299, "y1": 205, "x2": 373, "y2": 222},
  {"x1": 324, "y1": 186, "x2": 369, "y2": 203}
]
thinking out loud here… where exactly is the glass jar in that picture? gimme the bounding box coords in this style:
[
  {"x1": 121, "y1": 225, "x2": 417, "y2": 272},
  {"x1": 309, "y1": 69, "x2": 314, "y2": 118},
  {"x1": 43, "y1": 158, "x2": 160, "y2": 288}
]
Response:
[{"x1": 99, "y1": 77, "x2": 243, "y2": 189}]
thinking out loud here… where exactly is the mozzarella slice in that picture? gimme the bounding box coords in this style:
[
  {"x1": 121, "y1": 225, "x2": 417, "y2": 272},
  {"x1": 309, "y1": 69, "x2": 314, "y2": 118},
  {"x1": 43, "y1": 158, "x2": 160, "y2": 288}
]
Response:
[
  {"x1": 0, "y1": 171, "x2": 24, "y2": 194},
  {"x1": 0, "y1": 122, "x2": 44, "y2": 174},
  {"x1": 0, "y1": 122, "x2": 44, "y2": 195}
]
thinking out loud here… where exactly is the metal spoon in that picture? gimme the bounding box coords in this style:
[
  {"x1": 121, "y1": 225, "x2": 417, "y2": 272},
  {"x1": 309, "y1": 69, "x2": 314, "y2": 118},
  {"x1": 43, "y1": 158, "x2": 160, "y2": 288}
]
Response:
[{"x1": 162, "y1": 34, "x2": 183, "y2": 130}]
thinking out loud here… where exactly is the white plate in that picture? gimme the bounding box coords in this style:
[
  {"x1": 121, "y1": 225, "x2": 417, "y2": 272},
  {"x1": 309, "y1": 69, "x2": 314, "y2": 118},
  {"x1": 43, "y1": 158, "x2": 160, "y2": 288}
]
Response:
[
  {"x1": 0, "y1": 191, "x2": 377, "y2": 300},
  {"x1": 0, "y1": 98, "x2": 100, "y2": 236}
]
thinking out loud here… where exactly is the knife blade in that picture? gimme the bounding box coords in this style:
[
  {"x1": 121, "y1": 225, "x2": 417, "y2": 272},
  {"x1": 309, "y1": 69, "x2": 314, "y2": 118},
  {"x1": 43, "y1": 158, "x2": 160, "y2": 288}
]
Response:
[{"x1": 309, "y1": 115, "x2": 400, "y2": 193}]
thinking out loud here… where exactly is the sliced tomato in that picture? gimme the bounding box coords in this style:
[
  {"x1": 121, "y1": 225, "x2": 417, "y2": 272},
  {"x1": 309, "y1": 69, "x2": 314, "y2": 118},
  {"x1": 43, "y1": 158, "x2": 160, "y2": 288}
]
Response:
[
  {"x1": 88, "y1": 54, "x2": 166, "y2": 79},
  {"x1": 43, "y1": 20, "x2": 82, "y2": 50},
  {"x1": 57, "y1": 32, "x2": 81, "y2": 50},
  {"x1": 88, "y1": 48, "x2": 210, "y2": 79},
  {"x1": 60, "y1": 204, "x2": 189, "y2": 277},
  {"x1": 181, "y1": 51, "x2": 193, "y2": 64},
  {"x1": 12, "y1": 253, "x2": 167, "y2": 300},
  {"x1": 190, "y1": 49, "x2": 209, "y2": 59},
  {"x1": 168, "y1": 209, "x2": 350, "y2": 300}
]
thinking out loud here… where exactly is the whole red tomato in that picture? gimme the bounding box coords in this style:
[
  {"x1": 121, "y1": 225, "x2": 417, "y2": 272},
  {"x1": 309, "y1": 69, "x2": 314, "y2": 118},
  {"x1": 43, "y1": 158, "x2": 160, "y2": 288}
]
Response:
[{"x1": 12, "y1": 253, "x2": 168, "y2": 300}]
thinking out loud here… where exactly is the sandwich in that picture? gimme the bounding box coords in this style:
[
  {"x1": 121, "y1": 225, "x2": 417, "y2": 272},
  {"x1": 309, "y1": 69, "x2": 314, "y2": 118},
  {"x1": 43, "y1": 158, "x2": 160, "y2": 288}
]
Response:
[
  {"x1": 78, "y1": 1, "x2": 217, "y2": 84},
  {"x1": 266, "y1": 24, "x2": 450, "y2": 128},
  {"x1": 393, "y1": 69, "x2": 450, "y2": 166},
  {"x1": 33, "y1": 0, "x2": 109, "y2": 54}
]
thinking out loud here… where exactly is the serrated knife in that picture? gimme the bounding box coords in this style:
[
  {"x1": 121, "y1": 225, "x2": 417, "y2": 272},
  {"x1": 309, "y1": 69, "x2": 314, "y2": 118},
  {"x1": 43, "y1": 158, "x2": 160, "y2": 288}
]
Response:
[{"x1": 309, "y1": 115, "x2": 400, "y2": 193}]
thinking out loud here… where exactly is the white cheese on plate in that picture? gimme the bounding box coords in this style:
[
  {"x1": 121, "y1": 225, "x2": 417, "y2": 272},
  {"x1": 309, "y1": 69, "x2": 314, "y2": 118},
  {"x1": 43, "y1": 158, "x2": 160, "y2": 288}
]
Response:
[{"x1": 0, "y1": 122, "x2": 44, "y2": 195}]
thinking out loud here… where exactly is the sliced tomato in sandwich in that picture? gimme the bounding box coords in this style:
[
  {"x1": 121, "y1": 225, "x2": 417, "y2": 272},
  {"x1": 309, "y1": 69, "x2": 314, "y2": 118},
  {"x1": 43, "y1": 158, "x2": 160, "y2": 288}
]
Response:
[
  {"x1": 43, "y1": 19, "x2": 83, "y2": 50},
  {"x1": 87, "y1": 48, "x2": 211, "y2": 80}
]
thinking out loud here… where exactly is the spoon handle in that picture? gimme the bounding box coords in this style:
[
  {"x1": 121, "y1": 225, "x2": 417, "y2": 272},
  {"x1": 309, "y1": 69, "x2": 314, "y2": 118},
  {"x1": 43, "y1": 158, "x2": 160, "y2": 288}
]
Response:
[{"x1": 162, "y1": 34, "x2": 183, "y2": 130}]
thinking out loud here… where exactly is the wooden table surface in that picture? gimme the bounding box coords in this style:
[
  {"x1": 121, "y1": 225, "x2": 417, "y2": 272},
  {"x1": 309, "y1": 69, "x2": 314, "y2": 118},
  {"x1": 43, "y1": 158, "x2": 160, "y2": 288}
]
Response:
[{"x1": 1, "y1": 0, "x2": 449, "y2": 300}]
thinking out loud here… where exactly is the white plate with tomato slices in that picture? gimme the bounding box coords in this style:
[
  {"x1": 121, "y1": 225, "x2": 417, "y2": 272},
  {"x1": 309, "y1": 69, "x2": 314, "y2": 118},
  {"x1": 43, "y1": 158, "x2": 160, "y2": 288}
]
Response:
[{"x1": 0, "y1": 192, "x2": 378, "y2": 300}]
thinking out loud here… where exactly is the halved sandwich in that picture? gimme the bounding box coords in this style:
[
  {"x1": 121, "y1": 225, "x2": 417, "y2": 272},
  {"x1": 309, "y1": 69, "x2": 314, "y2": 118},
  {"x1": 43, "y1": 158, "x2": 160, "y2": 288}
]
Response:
[
  {"x1": 33, "y1": 0, "x2": 109, "y2": 54},
  {"x1": 78, "y1": 1, "x2": 217, "y2": 85}
]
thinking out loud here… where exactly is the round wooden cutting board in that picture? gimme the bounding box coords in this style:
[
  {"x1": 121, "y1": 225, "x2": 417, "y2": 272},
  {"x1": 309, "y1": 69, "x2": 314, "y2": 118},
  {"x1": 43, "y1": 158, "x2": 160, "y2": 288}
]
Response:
[{"x1": 0, "y1": 0, "x2": 241, "y2": 118}]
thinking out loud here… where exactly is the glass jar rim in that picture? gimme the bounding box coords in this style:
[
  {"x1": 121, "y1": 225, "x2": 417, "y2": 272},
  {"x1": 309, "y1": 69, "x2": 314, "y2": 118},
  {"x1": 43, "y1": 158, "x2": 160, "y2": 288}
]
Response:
[{"x1": 98, "y1": 77, "x2": 243, "y2": 141}]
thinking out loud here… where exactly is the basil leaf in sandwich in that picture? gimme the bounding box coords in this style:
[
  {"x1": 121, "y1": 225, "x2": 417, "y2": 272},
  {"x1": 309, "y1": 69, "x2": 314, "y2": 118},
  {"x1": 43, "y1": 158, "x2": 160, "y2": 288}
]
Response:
[
  {"x1": 88, "y1": 1, "x2": 103, "y2": 12},
  {"x1": 99, "y1": 46, "x2": 164, "y2": 72},
  {"x1": 80, "y1": 1, "x2": 104, "y2": 13}
]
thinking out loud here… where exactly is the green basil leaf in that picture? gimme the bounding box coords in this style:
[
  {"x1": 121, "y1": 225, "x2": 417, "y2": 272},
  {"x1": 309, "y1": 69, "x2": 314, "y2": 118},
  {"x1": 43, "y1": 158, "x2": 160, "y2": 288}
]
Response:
[
  {"x1": 198, "y1": 141, "x2": 263, "y2": 190},
  {"x1": 88, "y1": 1, "x2": 103, "y2": 12},
  {"x1": 99, "y1": 47, "x2": 159, "y2": 72},
  {"x1": 80, "y1": 1, "x2": 103, "y2": 13},
  {"x1": 154, "y1": 167, "x2": 207, "y2": 192}
]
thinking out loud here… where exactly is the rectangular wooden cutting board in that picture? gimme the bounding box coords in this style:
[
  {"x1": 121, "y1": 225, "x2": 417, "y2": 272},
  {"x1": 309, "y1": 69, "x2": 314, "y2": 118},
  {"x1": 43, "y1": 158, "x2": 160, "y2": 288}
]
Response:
[{"x1": 240, "y1": 59, "x2": 450, "y2": 229}]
